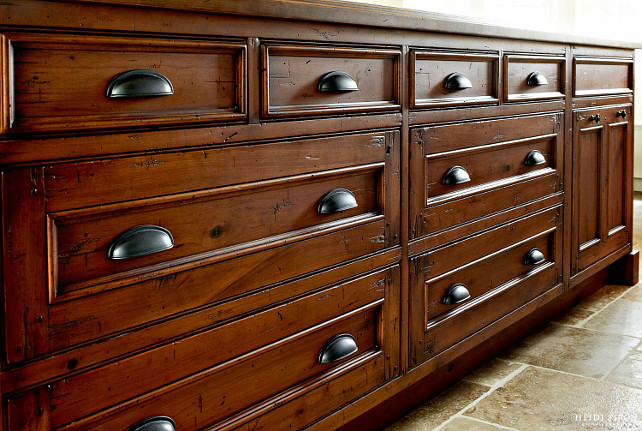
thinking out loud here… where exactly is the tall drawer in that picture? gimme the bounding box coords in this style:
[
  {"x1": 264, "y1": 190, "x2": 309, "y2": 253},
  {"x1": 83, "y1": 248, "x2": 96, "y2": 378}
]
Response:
[
  {"x1": 410, "y1": 206, "x2": 562, "y2": 366},
  {"x1": 262, "y1": 43, "x2": 401, "y2": 118},
  {"x1": 410, "y1": 51, "x2": 499, "y2": 109},
  {"x1": 7, "y1": 266, "x2": 399, "y2": 430},
  {"x1": 573, "y1": 57, "x2": 633, "y2": 97},
  {"x1": 2, "y1": 132, "x2": 400, "y2": 363},
  {"x1": 409, "y1": 113, "x2": 563, "y2": 242},
  {"x1": 0, "y1": 33, "x2": 246, "y2": 134},
  {"x1": 503, "y1": 54, "x2": 565, "y2": 102}
]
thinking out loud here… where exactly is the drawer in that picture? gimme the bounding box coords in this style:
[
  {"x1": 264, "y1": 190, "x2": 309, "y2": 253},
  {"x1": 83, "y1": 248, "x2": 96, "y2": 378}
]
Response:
[
  {"x1": 262, "y1": 43, "x2": 400, "y2": 118},
  {"x1": 410, "y1": 51, "x2": 499, "y2": 109},
  {"x1": 7, "y1": 266, "x2": 399, "y2": 430},
  {"x1": 410, "y1": 206, "x2": 562, "y2": 366},
  {"x1": 409, "y1": 113, "x2": 563, "y2": 240},
  {"x1": 573, "y1": 57, "x2": 633, "y2": 97},
  {"x1": 3, "y1": 132, "x2": 401, "y2": 362},
  {"x1": 0, "y1": 33, "x2": 246, "y2": 134},
  {"x1": 503, "y1": 54, "x2": 565, "y2": 102}
]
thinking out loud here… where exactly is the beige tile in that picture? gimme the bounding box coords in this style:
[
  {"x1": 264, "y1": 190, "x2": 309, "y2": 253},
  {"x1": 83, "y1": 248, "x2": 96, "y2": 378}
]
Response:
[
  {"x1": 552, "y1": 307, "x2": 595, "y2": 326},
  {"x1": 439, "y1": 417, "x2": 514, "y2": 431},
  {"x1": 575, "y1": 284, "x2": 632, "y2": 312},
  {"x1": 623, "y1": 285, "x2": 642, "y2": 303},
  {"x1": 384, "y1": 380, "x2": 487, "y2": 431},
  {"x1": 466, "y1": 367, "x2": 642, "y2": 431},
  {"x1": 607, "y1": 357, "x2": 642, "y2": 390},
  {"x1": 584, "y1": 299, "x2": 642, "y2": 338},
  {"x1": 499, "y1": 324, "x2": 638, "y2": 378},
  {"x1": 464, "y1": 359, "x2": 523, "y2": 388}
]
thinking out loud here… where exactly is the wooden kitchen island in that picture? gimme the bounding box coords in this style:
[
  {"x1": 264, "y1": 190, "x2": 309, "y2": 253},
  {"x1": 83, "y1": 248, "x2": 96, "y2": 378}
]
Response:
[{"x1": 0, "y1": 1, "x2": 639, "y2": 429}]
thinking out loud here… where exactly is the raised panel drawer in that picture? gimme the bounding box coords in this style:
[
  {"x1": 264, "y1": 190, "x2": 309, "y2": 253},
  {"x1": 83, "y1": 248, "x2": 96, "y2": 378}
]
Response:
[
  {"x1": 409, "y1": 113, "x2": 563, "y2": 243},
  {"x1": 7, "y1": 266, "x2": 398, "y2": 430},
  {"x1": 503, "y1": 54, "x2": 565, "y2": 102},
  {"x1": 573, "y1": 57, "x2": 633, "y2": 97},
  {"x1": 2, "y1": 132, "x2": 400, "y2": 363},
  {"x1": 262, "y1": 43, "x2": 400, "y2": 118},
  {"x1": 410, "y1": 50, "x2": 499, "y2": 109},
  {"x1": 410, "y1": 206, "x2": 562, "y2": 366},
  {"x1": 0, "y1": 33, "x2": 246, "y2": 134}
]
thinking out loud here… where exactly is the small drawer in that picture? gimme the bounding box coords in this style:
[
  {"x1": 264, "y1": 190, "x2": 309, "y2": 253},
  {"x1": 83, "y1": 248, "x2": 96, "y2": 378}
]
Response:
[
  {"x1": 262, "y1": 43, "x2": 400, "y2": 118},
  {"x1": 503, "y1": 54, "x2": 565, "y2": 102},
  {"x1": 410, "y1": 206, "x2": 562, "y2": 366},
  {"x1": 410, "y1": 50, "x2": 499, "y2": 109},
  {"x1": 7, "y1": 266, "x2": 398, "y2": 430},
  {"x1": 1, "y1": 33, "x2": 246, "y2": 134},
  {"x1": 573, "y1": 57, "x2": 633, "y2": 97},
  {"x1": 409, "y1": 113, "x2": 563, "y2": 240},
  {"x1": 3, "y1": 132, "x2": 400, "y2": 362}
]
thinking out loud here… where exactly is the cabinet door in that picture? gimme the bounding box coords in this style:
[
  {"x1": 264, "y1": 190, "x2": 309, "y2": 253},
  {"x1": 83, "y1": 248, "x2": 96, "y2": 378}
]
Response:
[{"x1": 572, "y1": 105, "x2": 633, "y2": 275}]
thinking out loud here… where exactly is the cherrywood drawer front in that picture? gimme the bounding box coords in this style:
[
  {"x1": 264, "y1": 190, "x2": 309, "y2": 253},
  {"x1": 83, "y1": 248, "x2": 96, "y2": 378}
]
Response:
[
  {"x1": 425, "y1": 230, "x2": 555, "y2": 322},
  {"x1": 262, "y1": 44, "x2": 401, "y2": 118},
  {"x1": 51, "y1": 167, "x2": 382, "y2": 295},
  {"x1": 574, "y1": 57, "x2": 633, "y2": 97},
  {"x1": 421, "y1": 206, "x2": 560, "y2": 281},
  {"x1": 420, "y1": 259, "x2": 559, "y2": 363},
  {"x1": 411, "y1": 205, "x2": 562, "y2": 366},
  {"x1": 15, "y1": 299, "x2": 389, "y2": 430},
  {"x1": 410, "y1": 113, "x2": 563, "y2": 239},
  {"x1": 1, "y1": 33, "x2": 246, "y2": 134},
  {"x1": 43, "y1": 132, "x2": 394, "y2": 212},
  {"x1": 504, "y1": 54, "x2": 565, "y2": 102},
  {"x1": 425, "y1": 131, "x2": 557, "y2": 199},
  {"x1": 8, "y1": 267, "x2": 397, "y2": 430},
  {"x1": 410, "y1": 51, "x2": 499, "y2": 108}
]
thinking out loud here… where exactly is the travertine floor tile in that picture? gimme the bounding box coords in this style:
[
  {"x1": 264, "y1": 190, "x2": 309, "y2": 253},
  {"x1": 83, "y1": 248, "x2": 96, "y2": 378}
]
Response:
[
  {"x1": 383, "y1": 380, "x2": 487, "y2": 431},
  {"x1": 438, "y1": 417, "x2": 517, "y2": 431},
  {"x1": 623, "y1": 285, "x2": 642, "y2": 303},
  {"x1": 606, "y1": 357, "x2": 642, "y2": 390},
  {"x1": 573, "y1": 284, "x2": 631, "y2": 312},
  {"x1": 499, "y1": 324, "x2": 638, "y2": 378},
  {"x1": 463, "y1": 359, "x2": 522, "y2": 388},
  {"x1": 584, "y1": 299, "x2": 642, "y2": 338},
  {"x1": 466, "y1": 367, "x2": 642, "y2": 431}
]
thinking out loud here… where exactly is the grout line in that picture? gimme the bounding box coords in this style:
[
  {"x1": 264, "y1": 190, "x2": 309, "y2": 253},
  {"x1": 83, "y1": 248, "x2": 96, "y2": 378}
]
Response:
[
  {"x1": 576, "y1": 287, "x2": 638, "y2": 327},
  {"x1": 550, "y1": 317, "x2": 642, "y2": 342},
  {"x1": 431, "y1": 363, "x2": 529, "y2": 431}
]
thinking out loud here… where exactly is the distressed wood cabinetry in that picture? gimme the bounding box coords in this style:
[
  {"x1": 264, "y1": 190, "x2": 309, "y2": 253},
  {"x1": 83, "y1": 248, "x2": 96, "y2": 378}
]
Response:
[{"x1": 0, "y1": 2, "x2": 638, "y2": 430}]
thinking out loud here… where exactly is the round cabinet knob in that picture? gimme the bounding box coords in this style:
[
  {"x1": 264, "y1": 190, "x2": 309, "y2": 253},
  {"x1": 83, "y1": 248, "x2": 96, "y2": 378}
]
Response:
[
  {"x1": 616, "y1": 110, "x2": 628, "y2": 119},
  {"x1": 588, "y1": 114, "x2": 600, "y2": 123}
]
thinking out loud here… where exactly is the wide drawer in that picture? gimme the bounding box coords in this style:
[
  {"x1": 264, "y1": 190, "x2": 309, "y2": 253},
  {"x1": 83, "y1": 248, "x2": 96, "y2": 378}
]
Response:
[
  {"x1": 503, "y1": 54, "x2": 565, "y2": 102},
  {"x1": 410, "y1": 205, "x2": 562, "y2": 366},
  {"x1": 6, "y1": 266, "x2": 399, "y2": 430},
  {"x1": 573, "y1": 57, "x2": 633, "y2": 97},
  {"x1": 262, "y1": 43, "x2": 400, "y2": 118},
  {"x1": 410, "y1": 50, "x2": 499, "y2": 109},
  {"x1": 409, "y1": 113, "x2": 563, "y2": 241},
  {"x1": 2, "y1": 132, "x2": 400, "y2": 363},
  {"x1": 0, "y1": 33, "x2": 246, "y2": 134}
]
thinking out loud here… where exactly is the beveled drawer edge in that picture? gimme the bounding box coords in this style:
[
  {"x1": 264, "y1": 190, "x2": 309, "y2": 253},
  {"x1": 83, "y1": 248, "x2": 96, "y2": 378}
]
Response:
[
  {"x1": 425, "y1": 260, "x2": 557, "y2": 332},
  {"x1": 409, "y1": 50, "x2": 500, "y2": 109},
  {"x1": 573, "y1": 56, "x2": 633, "y2": 98},
  {"x1": 502, "y1": 53, "x2": 566, "y2": 102},
  {"x1": 261, "y1": 42, "x2": 402, "y2": 119}
]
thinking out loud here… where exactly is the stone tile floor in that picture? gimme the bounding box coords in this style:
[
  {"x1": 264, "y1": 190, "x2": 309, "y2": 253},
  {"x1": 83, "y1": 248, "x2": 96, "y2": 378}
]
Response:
[{"x1": 384, "y1": 194, "x2": 642, "y2": 431}]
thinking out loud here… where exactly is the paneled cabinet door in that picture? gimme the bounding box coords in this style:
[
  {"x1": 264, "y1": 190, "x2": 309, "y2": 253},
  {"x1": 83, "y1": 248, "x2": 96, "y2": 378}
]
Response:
[{"x1": 571, "y1": 104, "x2": 633, "y2": 275}]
